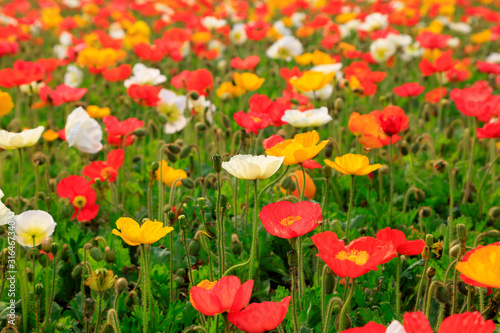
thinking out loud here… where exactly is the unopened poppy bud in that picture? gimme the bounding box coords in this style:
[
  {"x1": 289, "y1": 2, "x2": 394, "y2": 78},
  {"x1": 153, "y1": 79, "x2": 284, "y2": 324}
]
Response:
[
  {"x1": 41, "y1": 237, "x2": 54, "y2": 252},
  {"x1": 176, "y1": 268, "x2": 186, "y2": 278},
  {"x1": 189, "y1": 91, "x2": 200, "y2": 100},
  {"x1": 220, "y1": 194, "x2": 228, "y2": 212},
  {"x1": 26, "y1": 268, "x2": 33, "y2": 282},
  {"x1": 125, "y1": 290, "x2": 138, "y2": 306},
  {"x1": 195, "y1": 122, "x2": 207, "y2": 132},
  {"x1": 423, "y1": 104, "x2": 433, "y2": 121},
  {"x1": 56, "y1": 323, "x2": 66, "y2": 331},
  {"x1": 71, "y1": 264, "x2": 82, "y2": 279},
  {"x1": 89, "y1": 247, "x2": 104, "y2": 262},
  {"x1": 151, "y1": 162, "x2": 159, "y2": 172},
  {"x1": 457, "y1": 281, "x2": 469, "y2": 296},
  {"x1": 115, "y1": 277, "x2": 128, "y2": 293},
  {"x1": 400, "y1": 141, "x2": 409, "y2": 156},
  {"x1": 133, "y1": 128, "x2": 146, "y2": 137},
  {"x1": 288, "y1": 181, "x2": 297, "y2": 192},
  {"x1": 167, "y1": 144, "x2": 181, "y2": 154},
  {"x1": 188, "y1": 239, "x2": 201, "y2": 256},
  {"x1": 281, "y1": 176, "x2": 292, "y2": 190},
  {"x1": 35, "y1": 283, "x2": 44, "y2": 296},
  {"x1": 158, "y1": 113, "x2": 168, "y2": 124},
  {"x1": 322, "y1": 166, "x2": 332, "y2": 179},
  {"x1": 456, "y1": 224, "x2": 467, "y2": 244},
  {"x1": 427, "y1": 266, "x2": 436, "y2": 278},
  {"x1": 105, "y1": 247, "x2": 116, "y2": 263},
  {"x1": 38, "y1": 253, "x2": 49, "y2": 267},
  {"x1": 335, "y1": 313, "x2": 352, "y2": 330},
  {"x1": 287, "y1": 249, "x2": 298, "y2": 268},
  {"x1": 444, "y1": 126, "x2": 455, "y2": 139},
  {"x1": 425, "y1": 234, "x2": 434, "y2": 247},
  {"x1": 334, "y1": 97, "x2": 344, "y2": 111},
  {"x1": 180, "y1": 145, "x2": 191, "y2": 159},
  {"x1": 324, "y1": 268, "x2": 335, "y2": 295},
  {"x1": 83, "y1": 298, "x2": 96, "y2": 318},
  {"x1": 410, "y1": 142, "x2": 420, "y2": 154},
  {"x1": 434, "y1": 283, "x2": 450, "y2": 304},
  {"x1": 181, "y1": 178, "x2": 195, "y2": 189},
  {"x1": 324, "y1": 141, "x2": 334, "y2": 158},
  {"x1": 414, "y1": 188, "x2": 425, "y2": 202},
  {"x1": 50, "y1": 243, "x2": 58, "y2": 255},
  {"x1": 449, "y1": 244, "x2": 461, "y2": 258},
  {"x1": 433, "y1": 159, "x2": 447, "y2": 172},
  {"x1": 167, "y1": 211, "x2": 176, "y2": 223},
  {"x1": 173, "y1": 275, "x2": 184, "y2": 284},
  {"x1": 61, "y1": 244, "x2": 70, "y2": 261},
  {"x1": 379, "y1": 165, "x2": 390, "y2": 175},
  {"x1": 212, "y1": 154, "x2": 222, "y2": 173},
  {"x1": 486, "y1": 229, "x2": 500, "y2": 238},
  {"x1": 419, "y1": 206, "x2": 432, "y2": 218},
  {"x1": 32, "y1": 151, "x2": 46, "y2": 165},
  {"x1": 166, "y1": 152, "x2": 177, "y2": 163},
  {"x1": 30, "y1": 249, "x2": 39, "y2": 261},
  {"x1": 100, "y1": 325, "x2": 114, "y2": 333},
  {"x1": 488, "y1": 206, "x2": 500, "y2": 219},
  {"x1": 223, "y1": 116, "x2": 231, "y2": 128},
  {"x1": 231, "y1": 234, "x2": 242, "y2": 256}
]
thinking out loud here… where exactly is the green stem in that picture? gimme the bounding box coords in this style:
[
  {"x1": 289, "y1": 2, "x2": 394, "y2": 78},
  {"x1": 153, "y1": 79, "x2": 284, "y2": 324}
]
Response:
[
  {"x1": 95, "y1": 292, "x2": 102, "y2": 333},
  {"x1": 141, "y1": 245, "x2": 149, "y2": 333},
  {"x1": 345, "y1": 176, "x2": 355, "y2": 242},
  {"x1": 477, "y1": 153, "x2": 500, "y2": 216},
  {"x1": 389, "y1": 137, "x2": 394, "y2": 225},
  {"x1": 291, "y1": 268, "x2": 299, "y2": 332},
  {"x1": 323, "y1": 297, "x2": 343, "y2": 333},
  {"x1": 338, "y1": 279, "x2": 355, "y2": 331},
  {"x1": 395, "y1": 256, "x2": 402, "y2": 320},
  {"x1": 462, "y1": 118, "x2": 477, "y2": 204},
  {"x1": 169, "y1": 229, "x2": 175, "y2": 302},
  {"x1": 425, "y1": 280, "x2": 438, "y2": 318},
  {"x1": 248, "y1": 179, "x2": 259, "y2": 280},
  {"x1": 414, "y1": 259, "x2": 429, "y2": 311},
  {"x1": 17, "y1": 148, "x2": 23, "y2": 214},
  {"x1": 447, "y1": 164, "x2": 454, "y2": 256},
  {"x1": 299, "y1": 163, "x2": 306, "y2": 202},
  {"x1": 297, "y1": 236, "x2": 304, "y2": 299}
]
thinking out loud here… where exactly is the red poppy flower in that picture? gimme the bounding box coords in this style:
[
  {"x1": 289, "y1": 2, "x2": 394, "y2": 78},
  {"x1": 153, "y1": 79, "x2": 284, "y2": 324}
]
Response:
[
  {"x1": 103, "y1": 116, "x2": 145, "y2": 147},
  {"x1": 171, "y1": 69, "x2": 213, "y2": 96},
  {"x1": 371, "y1": 105, "x2": 409, "y2": 137},
  {"x1": 312, "y1": 231, "x2": 397, "y2": 278},
  {"x1": 234, "y1": 111, "x2": 272, "y2": 135},
  {"x1": 0, "y1": 41, "x2": 18, "y2": 57},
  {"x1": 340, "y1": 321, "x2": 386, "y2": 333},
  {"x1": 228, "y1": 296, "x2": 291, "y2": 333},
  {"x1": 126, "y1": 84, "x2": 161, "y2": 107},
  {"x1": 477, "y1": 121, "x2": 500, "y2": 138},
  {"x1": 39, "y1": 84, "x2": 87, "y2": 106},
  {"x1": 375, "y1": 227, "x2": 425, "y2": 256},
  {"x1": 477, "y1": 61, "x2": 500, "y2": 75},
  {"x1": 260, "y1": 201, "x2": 322, "y2": 239},
  {"x1": 56, "y1": 175, "x2": 99, "y2": 222},
  {"x1": 82, "y1": 149, "x2": 124, "y2": 183},
  {"x1": 102, "y1": 64, "x2": 132, "y2": 82},
  {"x1": 190, "y1": 276, "x2": 254, "y2": 316},
  {"x1": 302, "y1": 159, "x2": 322, "y2": 169},
  {"x1": 262, "y1": 135, "x2": 284, "y2": 150},
  {"x1": 344, "y1": 61, "x2": 386, "y2": 96},
  {"x1": 0, "y1": 60, "x2": 45, "y2": 88},
  {"x1": 425, "y1": 87, "x2": 447, "y2": 104},
  {"x1": 419, "y1": 50, "x2": 456, "y2": 76},
  {"x1": 416, "y1": 31, "x2": 451, "y2": 49},
  {"x1": 393, "y1": 82, "x2": 425, "y2": 97},
  {"x1": 230, "y1": 55, "x2": 260, "y2": 71},
  {"x1": 403, "y1": 311, "x2": 495, "y2": 333},
  {"x1": 134, "y1": 42, "x2": 165, "y2": 62},
  {"x1": 244, "y1": 20, "x2": 270, "y2": 41},
  {"x1": 249, "y1": 94, "x2": 288, "y2": 127},
  {"x1": 450, "y1": 81, "x2": 492, "y2": 118}
]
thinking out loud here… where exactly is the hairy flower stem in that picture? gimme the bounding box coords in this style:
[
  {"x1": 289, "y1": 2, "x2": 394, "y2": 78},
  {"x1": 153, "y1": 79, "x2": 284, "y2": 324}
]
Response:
[
  {"x1": 248, "y1": 179, "x2": 259, "y2": 280},
  {"x1": 17, "y1": 148, "x2": 23, "y2": 214},
  {"x1": 462, "y1": 118, "x2": 477, "y2": 204},
  {"x1": 395, "y1": 256, "x2": 402, "y2": 320},
  {"x1": 389, "y1": 137, "x2": 394, "y2": 225},
  {"x1": 216, "y1": 171, "x2": 225, "y2": 278},
  {"x1": 446, "y1": 164, "x2": 454, "y2": 256},
  {"x1": 414, "y1": 259, "x2": 429, "y2": 311},
  {"x1": 169, "y1": 230, "x2": 175, "y2": 302},
  {"x1": 345, "y1": 175, "x2": 355, "y2": 242},
  {"x1": 338, "y1": 279, "x2": 355, "y2": 331},
  {"x1": 95, "y1": 292, "x2": 102, "y2": 333},
  {"x1": 140, "y1": 244, "x2": 150, "y2": 333},
  {"x1": 477, "y1": 153, "x2": 500, "y2": 216},
  {"x1": 291, "y1": 268, "x2": 300, "y2": 332}
]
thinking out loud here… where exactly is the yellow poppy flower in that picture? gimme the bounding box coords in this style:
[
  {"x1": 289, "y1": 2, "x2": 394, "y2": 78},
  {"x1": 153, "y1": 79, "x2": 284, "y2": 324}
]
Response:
[
  {"x1": 289, "y1": 71, "x2": 334, "y2": 92},
  {"x1": 233, "y1": 72, "x2": 265, "y2": 92},
  {"x1": 124, "y1": 20, "x2": 151, "y2": 49},
  {"x1": 0, "y1": 89, "x2": 14, "y2": 116},
  {"x1": 295, "y1": 53, "x2": 314, "y2": 65},
  {"x1": 112, "y1": 217, "x2": 174, "y2": 246},
  {"x1": 192, "y1": 31, "x2": 212, "y2": 44},
  {"x1": 87, "y1": 105, "x2": 111, "y2": 119},
  {"x1": 216, "y1": 81, "x2": 245, "y2": 100},
  {"x1": 312, "y1": 50, "x2": 335, "y2": 65},
  {"x1": 336, "y1": 12, "x2": 357, "y2": 24},
  {"x1": 456, "y1": 243, "x2": 500, "y2": 289},
  {"x1": 43, "y1": 129, "x2": 59, "y2": 141},
  {"x1": 77, "y1": 47, "x2": 126, "y2": 70},
  {"x1": 471, "y1": 29, "x2": 492, "y2": 44},
  {"x1": 324, "y1": 154, "x2": 382, "y2": 176},
  {"x1": 155, "y1": 160, "x2": 188, "y2": 187},
  {"x1": 266, "y1": 130, "x2": 329, "y2": 165}
]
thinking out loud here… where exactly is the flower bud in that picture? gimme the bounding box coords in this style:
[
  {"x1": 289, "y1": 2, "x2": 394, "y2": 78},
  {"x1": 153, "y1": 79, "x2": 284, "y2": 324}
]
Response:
[
  {"x1": 38, "y1": 253, "x2": 49, "y2": 268},
  {"x1": 150, "y1": 161, "x2": 159, "y2": 172},
  {"x1": 166, "y1": 152, "x2": 177, "y2": 163},
  {"x1": 379, "y1": 165, "x2": 390, "y2": 175},
  {"x1": 425, "y1": 234, "x2": 434, "y2": 247},
  {"x1": 115, "y1": 277, "x2": 128, "y2": 293},
  {"x1": 195, "y1": 122, "x2": 207, "y2": 132},
  {"x1": 456, "y1": 224, "x2": 467, "y2": 244},
  {"x1": 89, "y1": 247, "x2": 104, "y2": 262},
  {"x1": 72, "y1": 264, "x2": 83, "y2": 278},
  {"x1": 84, "y1": 298, "x2": 96, "y2": 318},
  {"x1": 176, "y1": 268, "x2": 186, "y2": 278},
  {"x1": 322, "y1": 166, "x2": 331, "y2": 179},
  {"x1": 433, "y1": 159, "x2": 447, "y2": 173},
  {"x1": 212, "y1": 154, "x2": 222, "y2": 173},
  {"x1": 486, "y1": 229, "x2": 500, "y2": 238},
  {"x1": 418, "y1": 206, "x2": 432, "y2": 218},
  {"x1": 414, "y1": 188, "x2": 425, "y2": 202},
  {"x1": 434, "y1": 283, "x2": 450, "y2": 304},
  {"x1": 35, "y1": 283, "x2": 44, "y2": 296},
  {"x1": 488, "y1": 206, "x2": 500, "y2": 220},
  {"x1": 220, "y1": 194, "x2": 228, "y2": 213},
  {"x1": 167, "y1": 144, "x2": 181, "y2": 154},
  {"x1": 167, "y1": 211, "x2": 176, "y2": 223},
  {"x1": 457, "y1": 281, "x2": 469, "y2": 296},
  {"x1": 32, "y1": 151, "x2": 47, "y2": 166},
  {"x1": 173, "y1": 275, "x2": 184, "y2": 284},
  {"x1": 180, "y1": 145, "x2": 192, "y2": 159},
  {"x1": 189, "y1": 91, "x2": 200, "y2": 100},
  {"x1": 178, "y1": 214, "x2": 187, "y2": 228},
  {"x1": 449, "y1": 244, "x2": 461, "y2": 258},
  {"x1": 41, "y1": 237, "x2": 54, "y2": 252},
  {"x1": 334, "y1": 97, "x2": 344, "y2": 111},
  {"x1": 133, "y1": 128, "x2": 147, "y2": 137},
  {"x1": 427, "y1": 266, "x2": 436, "y2": 278},
  {"x1": 335, "y1": 313, "x2": 352, "y2": 331},
  {"x1": 188, "y1": 239, "x2": 201, "y2": 257},
  {"x1": 280, "y1": 176, "x2": 292, "y2": 190},
  {"x1": 125, "y1": 290, "x2": 138, "y2": 306},
  {"x1": 105, "y1": 247, "x2": 116, "y2": 263},
  {"x1": 410, "y1": 142, "x2": 420, "y2": 154},
  {"x1": 231, "y1": 234, "x2": 242, "y2": 256},
  {"x1": 323, "y1": 141, "x2": 334, "y2": 158},
  {"x1": 56, "y1": 323, "x2": 66, "y2": 331},
  {"x1": 324, "y1": 267, "x2": 335, "y2": 295},
  {"x1": 287, "y1": 249, "x2": 298, "y2": 268},
  {"x1": 181, "y1": 178, "x2": 195, "y2": 189},
  {"x1": 61, "y1": 244, "x2": 70, "y2": 261},
  {"x1": 158, "y1": 113, "x2": 168, "y2": 124},
  {"x1": 100, "y1": 325, "x2": 115, "y2": 333}
]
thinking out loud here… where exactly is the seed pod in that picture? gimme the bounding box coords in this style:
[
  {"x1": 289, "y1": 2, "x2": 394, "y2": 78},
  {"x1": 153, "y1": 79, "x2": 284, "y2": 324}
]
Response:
[
  {"x1": 167, "y1": 144, "x2": 181, "y2": 154},
  {"x1": 489, "y1": 206, "x2": 500, "y2": 220},
  {"x1": 133, "y1": 128, "x2": 147, "y2": 137},
  {"x1": 188, "y1": 239, "x2": 201, "y2": 257},
  {"x1": 105, "y1": 247, "x2": 116, "y2": 263},
  {"x1": 41, "y1": 237, "x2": 54, "y2": 252},
  {"x1": 197, "y1": 197, "x2": 206, "y2": 209},
  {"x1": 434, "y1": 283, "x2": 450, "y2": 304},
  {"x1": 427, "y1": 267, "x2": 436, "y2": 278},
  {"x1": 181, "y1": 178, "x2": 194, "y2": 189},
  {"x1": 180, "y1": 145, "x2": 191, "y2": 159},
  {"x1": 287, "y1": 249, "x2": 298, "y2": 268},
  {"x1": 89, "y1": 247, "x2": 104, "y2": 262},
  {"x1": 115, "y1": 277, "x2": 128, "y2": 293},
  {"x1": 84, "y1": 298, "x2": 96, "y2": 318},
  {"x1": 212, "y1": 154, "x2": 222, "y2": 173}
]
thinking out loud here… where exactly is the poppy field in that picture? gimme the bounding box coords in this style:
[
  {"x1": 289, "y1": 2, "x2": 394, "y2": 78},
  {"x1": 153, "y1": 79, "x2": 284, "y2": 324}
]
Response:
[{"x1": 1, "y1": 0, "x2": 500, "y2": 332}]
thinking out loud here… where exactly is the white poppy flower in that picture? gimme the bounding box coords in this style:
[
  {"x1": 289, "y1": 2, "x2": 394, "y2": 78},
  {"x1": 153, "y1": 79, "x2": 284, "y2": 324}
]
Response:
[
  {"x1": 386, "y1": 320, "x2": 406, "y2": 333},
  {"x1": 486, "y1": 53, "x2": 500, "y2": 64},
  {"x1": 303, "y1": 84, "x2": 334, "y2": 101},
  {"x1": 64, "y1": 65, "x2": 83, "y2": 88},
  {"x1": 188, "y1": 95, "x2": 215, "y2": 124},
  {"x1": 124, "y1": 63, "x2": 167, "y2": 88},
  {"x1": 359, "y1": 13, "x2": 388, "y2": 32},
  {"x1": 0, "y1": 126, "x2": 44, "y2": 150},
  {"x1": 201, "y1": 16, "x2": 227, "y2": 30},
  {"x1": 370, "y1": 38, "x2": 397, "y2": 63},
  {"x1": 157, "y1": 89, "x2": 188, "y2": 134},
  {"x1": 222, "y1": 155, "x2": 284, "y2": 180},
  {"x1": 266, "y1": 36, "x2": 303, "y2": 62},
  {"x1": 65, "y1": 107, "x2": 103, "y2": 154},
  {"x1": 449, "y1": 22, "x2": 471, "y2": 34},
  {"x1": 281, "y1": 107, "x2": 333, "y2": 128},
  {"x1": 0, "y1": 189, "x2": 14, "y2": 226},
  {"x1": 230, "y1": 23, "x2": 247, "y2": 45},
  {"x1": 14, "y1": 210, "x2": 57, "y2": 247}
]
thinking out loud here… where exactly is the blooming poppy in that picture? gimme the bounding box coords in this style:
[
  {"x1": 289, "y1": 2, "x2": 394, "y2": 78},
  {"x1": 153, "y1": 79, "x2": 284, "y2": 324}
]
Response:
[
  {"x1": 425, "y1": 87, "x2": 448, "y2": 104},
  {"x1": 14, "y1": 210, "x2": 57, "y2": 247},
  {"x1": 312, "y1": 231, "x2": 397, "y2": 278},
  {"x1": 266, "y1": 130, "x2": 329, "y2": 166},
  {"x1": 456, "y1": 242, "x2": 500, "y2": 289},
  {"x1": 289, "y1": 71, "x2": 334, "y2": 92},
  {"x1": 38, "y1": 84, "x2": 87, "y2": 107},
  {"x1": 0, "y1": 60, "x2": 45, "y2": 88},
  {"x1": 101, "y1": 64, "x2": 132, "y2": 82},
  {"x1": 249, "y1": 94, "x2": 288, "y2": 127},
  {"x1": 340, "y1": 322, "x2": 386, "y2": 333},
  {"x1": 86, "y1": 105, "x2": 111, "y2": 119},
  {"x1": 401, "y1": 311, "x2": 495, "y2": 333},
  {"x1": 260, "y1": 201, "x2": 321, "y2": 239},
  {"x1": 415, "y1": 31, "x2": 451, "y2": 49},
  {"x1": 393, "y1": 82, "x2": 425, "y2": 97},
  {"x1": 375, "y1": 227, "x2": 425, "y2": 256},
  {"x1": 477, "y1": 61, "x2": 500, "y2": 75},
  {"x1": 0, "y1": 89, "x2": 14, "y2": 116},
  {"x1": 450, "y1": 81, "x2": 493, "y2": 119},
  {"x1": 477, "y1": 121, "x2": 500, "y2": 139},
  {"x1": 126, "y1": 84, "x2": 161, "y2": 107},
  {"x1": 230, "y1": 55, "x2": 260, "y2": 71},
  {"x1": 170, "y1": 69, "x2": 213, "y2": 96},
  {"x1": 324, "y1": 154, "x2": 382, "y2": 176},
  {"x1": 76, "y1": 47, "x2": 126, "y2": 74},
  {"x1": 222, "y1": 155, "x2": 284, "y2": 180},
  {"x1": 228, "y1": 296, "x2": 291, "y2": 333},
  {"x1": 244, "y1": 20, "x2": 270, "y2": 41},
  {"x1": 57, "y1": 175, "x2": 99, "y2": 222},
  {"x1": 371, "y1": 105, "x2": 409, "y2": 137},
  {"x1": 233, "y1": 111, "x2": 272, "y2": 134},
  {"x1": 419, "y1": 50, "x2": 455, "y2": 76},
  {"x1": 155, "y1": 160, "x2": 187, "y2": 187},
  {"x1": 190, "y1": 276, "x2": 254, "y2": 316},
  {"x1": 82, "y1": 149, "x2": 124, "y2": 183},
  {"x1": 112, "y1": 217, "x2": 173, "y2": 246},
  {"x1": 103, "y1": 115, "x2": 145, "y2": 147},
  {"x1": 233, "y1": 72, "x2": 265, "y2": 92}
]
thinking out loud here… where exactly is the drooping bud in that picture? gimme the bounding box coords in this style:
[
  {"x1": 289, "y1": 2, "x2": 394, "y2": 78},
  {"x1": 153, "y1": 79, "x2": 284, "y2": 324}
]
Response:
[
  {"x1": 231, "y1": 234, "x2": 242, "y2": 256},
  {"x1": 486, "y1": 229, "x2": 500, "y2": 238},
  {"x1": 72, "y1": 264, "x2": 83, "y2": 278},
  {"x1": 150, "y1": 161, "x2": 159, "y2": 172},
  {"x1": 133, "y1": 128, "x2": 147, "y2": 137},
  {"x1": 488, "y1": 207, "x2": 500, "y2": 220},
  {"x1": 195, "y1": 122, "x2": 207, "y2": 132},
  {"x1": 427, "y1": 267, "x2": 436, "y2": 278},
  {"x1": 334, "y1": 97, "x2": 344, "y2": 112},
  {"x1": 167, "y1": 144, "x2": 181, "y2": 154},
  {"x1": 115, "y1": 277, "x2": 128, "y2": 293},
  {"x1": 89, "y1": 247, "x2": 104, "y2": 262},
  {"x1": 32, "y1": 151, "x2": 47, "y2": 166},
  {"x1": 180, "y1": 145, "x2": 191, "y2": 159},
  {"x1": 158, "y1": 114, "x2": 168, "y2": 124},
  {"x1": 105, "y1": 247, "x2": 116, "y2": 263},
  {"x1": 84, "y1": 298, "x2": 96, "y2": 318},
  {"x1": 434, "y1": 283, "x2": 450, "y2": 304},
  {"x1": 449, "y1": 244, "x2": 461, "y2": 258},
  {"x1": 212, "y1": 154, "x2": 222, "y2": 173},
  {"x1": 220, "y1": 194, "x2": 228, "y2": 213},
  {"x1": 324, "y1": 267, "x2": 335, "y2": 295},
  {"x1": 41, "y1": 237, "x2": 54, "y2": 252},
  {"x1": 181, "y1": 178, "x2": 194, "y2": 189},
  {"x1": 188, "y1": 239, "x2": 201, "y2": 257},
  {"x1": 419, "y1": 206, "x2": 432, "y2": 218},
  {"x1": 433, "y1": 159, "x2": 447, "y2": 173},
  {"x1": 287, "y1": 249, "x2": 298, "y2": 268}
]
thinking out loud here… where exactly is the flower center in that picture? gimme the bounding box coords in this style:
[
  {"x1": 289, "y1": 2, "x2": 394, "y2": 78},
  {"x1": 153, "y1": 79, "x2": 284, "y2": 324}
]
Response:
[
  {"x1": 335, "y1": 250, "x2": 369, "y2": 265},
  {"x1": 279, "y1": 215, "x2": 302, "y2": 227},
  {"x1": 100, "y1": 166, "x2": 115, "y2": 180},
  {"x1": 250, "y1": 116, "x2": 262, "y2": 123},
  {"x1": 277, "y1": 47, "x2": 291, "y2": 59},
  {"x1": 73, "y1": 195, "x2": 87, "y2": 209}
]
